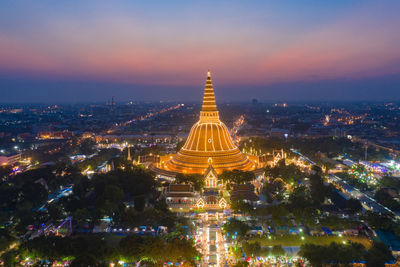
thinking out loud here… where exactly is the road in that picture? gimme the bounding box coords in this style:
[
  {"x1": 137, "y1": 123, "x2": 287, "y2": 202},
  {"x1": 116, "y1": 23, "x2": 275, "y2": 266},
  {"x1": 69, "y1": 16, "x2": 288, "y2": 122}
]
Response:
[
  {"x1": 231, "y1": 115, "x2": 245, "y2": 144},
  {"x1": 328, "y1": 174, "x2": 393, "y2": 214},
  {"x1": 291, "y1": 148, "x2": 394, "y2": 215},
  {"x1": 197, "y1": 212, "x2": 228, "y2": 267},
  {"x1": 36, "y1": 185, "x2": 73, "y2": 212},
  {"x1": 105, "y1": 104, "x2": 183, "y2": 134}
]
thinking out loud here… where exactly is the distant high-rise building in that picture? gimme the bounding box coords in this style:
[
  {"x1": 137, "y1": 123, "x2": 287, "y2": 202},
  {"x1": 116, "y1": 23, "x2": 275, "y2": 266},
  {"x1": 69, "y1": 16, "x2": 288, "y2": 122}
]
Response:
[
  {"x1": 127, "y1": 146, "x2": 131, "y2": 161},
  {"x1": 110, "y1": 96, "x2": 115, "y2": 117}
]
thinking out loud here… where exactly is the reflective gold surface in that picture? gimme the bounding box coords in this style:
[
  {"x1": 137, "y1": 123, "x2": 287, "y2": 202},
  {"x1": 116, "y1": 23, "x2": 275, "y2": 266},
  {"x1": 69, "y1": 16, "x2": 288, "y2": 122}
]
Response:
[{"x1": 163, "y1": 71, "x2": 255, "y2": 174}]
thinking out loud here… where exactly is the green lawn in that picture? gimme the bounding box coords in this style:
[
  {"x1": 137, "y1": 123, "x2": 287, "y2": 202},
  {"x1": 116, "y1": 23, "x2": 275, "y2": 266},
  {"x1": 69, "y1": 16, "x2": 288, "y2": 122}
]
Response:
[{"x1": 250, "y1": 235, "x2": 371, "y2": 248}]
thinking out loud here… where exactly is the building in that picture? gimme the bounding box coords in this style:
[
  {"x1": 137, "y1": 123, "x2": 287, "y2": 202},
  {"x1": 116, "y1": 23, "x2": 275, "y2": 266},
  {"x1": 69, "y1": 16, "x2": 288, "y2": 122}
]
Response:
[
  {"x1": 157, "y1": 71, "x2": 257, "y2": 175},
  {"x1": 0, "y1": 153, "x2": 21, "y2": 166},
  {"x1": 151, "y1": 71, "x2": 263, "y2": 211},
  {"x1": 165, "y1": 184, "x2": 197, "y2": 206},
  {"x1": 204, "y1": 165, "x2": 219, "y2": 188},
  {"x1": 138, "y1": 154, "x2": 160, "y2": 165},
  {"x1": 230, "y1": 183, "x2": 259, "y2": 203},
  {"x1": 270, "y1": 128, "x2": 290, "y2": 138},
  {"x1": 37, "y1": 131, "x2": 73, "y2": 140}
]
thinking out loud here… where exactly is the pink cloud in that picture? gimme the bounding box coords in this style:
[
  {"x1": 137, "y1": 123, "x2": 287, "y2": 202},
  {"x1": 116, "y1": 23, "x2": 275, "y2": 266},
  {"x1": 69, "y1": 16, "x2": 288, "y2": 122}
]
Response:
[{"x1": 0, "y1": 1, "x2": 399, "y2": 86}]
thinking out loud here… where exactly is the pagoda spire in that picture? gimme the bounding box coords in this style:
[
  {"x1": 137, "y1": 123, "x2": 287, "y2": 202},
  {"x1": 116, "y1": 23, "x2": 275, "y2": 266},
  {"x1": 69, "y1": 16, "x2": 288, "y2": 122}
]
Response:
[
  {"x1": 127, "y1": 146, "x2": 131, "y2": 161},
  {"x1": 201, "y1": 70, "x2": 218, "y2": 112}
]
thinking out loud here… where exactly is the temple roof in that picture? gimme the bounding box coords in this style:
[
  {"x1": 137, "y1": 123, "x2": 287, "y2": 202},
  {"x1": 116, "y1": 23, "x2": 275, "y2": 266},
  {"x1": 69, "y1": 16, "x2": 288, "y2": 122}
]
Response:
[
  {"x1": 204, "y1": 164, "x2": 218, "y2": 178},
  {"x1": 166, "y1": 184, "x2": 196, "y2": 198},
  {"x1": 230, "y1": 183, "x2": 258, "y2": 202}
]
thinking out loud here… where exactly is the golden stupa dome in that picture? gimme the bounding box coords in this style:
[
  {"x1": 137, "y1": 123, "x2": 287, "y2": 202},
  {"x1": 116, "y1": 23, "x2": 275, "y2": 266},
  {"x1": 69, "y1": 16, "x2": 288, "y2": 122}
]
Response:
[{"x1": 164, "y1": 71, "x2": 255, "y2": 174}]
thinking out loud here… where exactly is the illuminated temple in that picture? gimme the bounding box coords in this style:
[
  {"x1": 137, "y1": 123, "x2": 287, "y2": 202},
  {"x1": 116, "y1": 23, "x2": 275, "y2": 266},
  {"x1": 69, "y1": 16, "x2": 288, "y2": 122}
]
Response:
[{"x1": 157, "y1": 71, "x2": 257, "y2": 175}]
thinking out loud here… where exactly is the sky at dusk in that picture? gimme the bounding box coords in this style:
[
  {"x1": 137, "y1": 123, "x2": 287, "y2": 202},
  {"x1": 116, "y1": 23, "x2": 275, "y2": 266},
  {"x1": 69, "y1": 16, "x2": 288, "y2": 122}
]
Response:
[{"x1": 0, "y1": 0, "x2": 399, "y2": 103}]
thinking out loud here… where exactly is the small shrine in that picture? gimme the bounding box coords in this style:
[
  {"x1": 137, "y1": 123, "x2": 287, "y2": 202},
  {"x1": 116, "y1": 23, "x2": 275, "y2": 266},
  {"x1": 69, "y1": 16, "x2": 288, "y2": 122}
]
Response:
[{"x1": 204, "y1": 165, "x2": 219, "y2": 189}]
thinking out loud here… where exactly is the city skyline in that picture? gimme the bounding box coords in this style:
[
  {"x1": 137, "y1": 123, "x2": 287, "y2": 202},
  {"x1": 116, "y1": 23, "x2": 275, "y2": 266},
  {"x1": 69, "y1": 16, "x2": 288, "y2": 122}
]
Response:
[
  {"x1": 1, "y1": 0, "x2": 400, "y2": 102},
  {"x1": 2, "y1": 2, "x2": 400, "y2": 266}
]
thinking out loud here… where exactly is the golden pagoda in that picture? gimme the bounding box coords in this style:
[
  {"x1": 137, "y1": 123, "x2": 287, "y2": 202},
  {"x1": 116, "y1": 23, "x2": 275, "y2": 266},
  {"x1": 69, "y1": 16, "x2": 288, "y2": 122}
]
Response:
[{"x1": 163, "y1": 71, "x2": 255, "y2": 174}]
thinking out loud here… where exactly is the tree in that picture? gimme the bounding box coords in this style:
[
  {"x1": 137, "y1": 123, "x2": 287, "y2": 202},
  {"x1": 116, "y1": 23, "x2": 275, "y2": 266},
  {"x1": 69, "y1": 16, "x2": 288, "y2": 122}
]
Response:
[
  {"x1": 70, "y1": 254, "x2": 99, "y2": 267},
  {"x1": 1, "y1": 249, "x2": 18, "y2": 267},
  {"x1": 119, "y1": 235, "x2": 145, "y2": 262},
  {"x1": 223, "y1": 218, "x2": 250, "y2": 237},
  {"x1": 134, "y1": 196, "x2": 146, "y2": 212},
  {"x1": 312, "y1": 165, "x2": 323, "y2": 176},
  {"x1": 104, "y1": 184, "x2": 124, "y2": 203},
  {"x1": 268, "y1": 204, "x2": 289, "y2": 226},
  {"x1": 299, "y1": 242, "x2": 366, "y2": 267},
  {"x1": 299, "y1": 244, "x2": 325, "y2": 267},
  {"x1": 73, "y1": 208, "x2": 90, "y2": 228},
  {"x1": 346, "y1": 198, "x2": 363, "y2": 213},
  {"x1": 362, "y1": 211, "x2": 395, "y2": 231},
  {"x1": 230, "y1": 200, "x2": 253, "y2": 214},
  {"x1": 309, "y1": 173, "x2": 325, "y2": 205},
  {"x1": 300, "y1": 242, "x2": 366, "y2": 267},
  {"x1": 72, "y1": 176, "x2": 91, "y2": 199},
  {"x1": 288, "y1": 185, "x2": 311, "y2": 210},
  {"x1": 220, "y1": 170, "x2": 255, "y2": 185},
  {"x1": 21, "y1": 234, "x2": 113, "y2": 264},
  {"x1": 292, "y1": 122, "x2": 311, "y2": 134},
  {"x1": 164, "y1": 236, "x2": 199, "y2": 264},
  {"x1": 375, "y1": 189, "x2": 400, "y2": 211},
  {"x1": 0, "y1": 229, "x2": 15, "y2": 252},
  {"x1": 0, "y1": 165, "x2": 12, "y2": 180},
  {"x1": 271, "y1": 178, "x2": 285, "y2": 193},
  {"x1": 175, "y1": 173, "x2": 204, "y2": 191},
  {"x1": 22, "y1": 183, "x2": 48, "y2": 207},
  {"x1": 243, "y1": 242, "x2": 261, "y2": 257},
  {"x1": 265, "y1": 159, "x2": 304, "y2": 184},
  {"x1": 79, "y1": 138, "x2": 96, "y2": 155},
  {"x1": 379, "y1": 176, "x2": 400, "y2": 189},
  {"x1": 119, "y1": 235, "x2": 199, "y2": 264},
  {"x1": 233, "y1": 261, "x2": 249, "y2": 267},
  {"x1": 271, "y1": 245, "x2": 285, "y2": 256},
  {"x1": 263, "y1": 177, "x2": 287, "y2": 202},
  {"x1": 112, "y1": 155, "x2": 134, "y2": 170},
  {"x1": 47, "y1": 203, "x2": 63, "y2": 221},
  {"x1": 366, "y1": 241, "x2": 393, "y2": 267}
]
